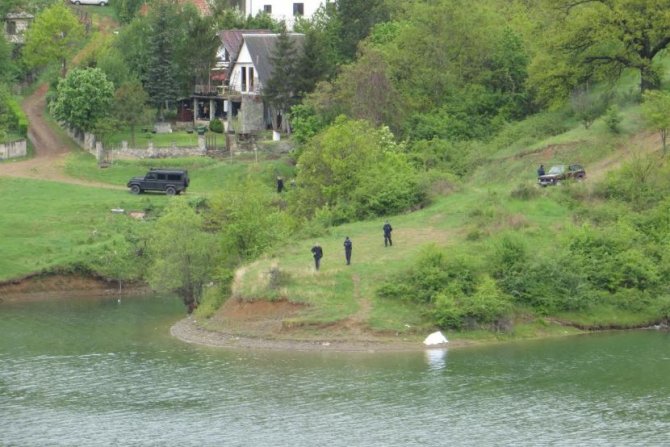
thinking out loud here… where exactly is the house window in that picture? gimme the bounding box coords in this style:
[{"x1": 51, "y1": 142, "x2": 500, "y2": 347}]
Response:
[
  {"x1": 263, "y1": 5, "x2": 272, "y2": 13},
  {"x1": 7, "y1": 21, "x2": 17, "y2": 35},
  {"x1": 249, "y1": 67, "x2": 254, "y2": 92},
  {"x1": 293, "y1": 3, "x2": 304, "y2": 16},
  {"x1": 241, "y1": 66, "x2": 247, "y2": 92}
]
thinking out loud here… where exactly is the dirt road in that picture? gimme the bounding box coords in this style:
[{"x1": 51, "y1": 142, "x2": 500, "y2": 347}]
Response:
[{"x1": 0, "y1": 84, "x2": 119, "y2": 189}]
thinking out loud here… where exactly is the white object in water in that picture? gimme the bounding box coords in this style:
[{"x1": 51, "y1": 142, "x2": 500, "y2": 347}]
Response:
[{"x1": 423, "y1": 331, "x2": 448, "y2": 346}]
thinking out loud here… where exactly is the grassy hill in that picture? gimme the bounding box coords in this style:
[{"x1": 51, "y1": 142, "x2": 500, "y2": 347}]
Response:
[{"x1": 197, "y1": 99, "x2": 669, "y2": 344}]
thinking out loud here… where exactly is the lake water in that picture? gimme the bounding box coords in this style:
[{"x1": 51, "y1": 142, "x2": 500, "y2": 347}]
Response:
[{"x1": 1, "y1": 294, "x2": 669, "y2": 446}]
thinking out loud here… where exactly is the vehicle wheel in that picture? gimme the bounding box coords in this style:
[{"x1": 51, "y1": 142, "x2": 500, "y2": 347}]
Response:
[
  {"x1": 130, "y1": 185, "x2": 141, "y2": 195},
  {"x1": 100, "y1": 1, "x2": 106, "y2": 5},
  {"x1": 166, "y1": 186, "x2": 176, "y2": 196},
  {"x1": 75, "y1": 0, "x2": 81, "y2": 4}
]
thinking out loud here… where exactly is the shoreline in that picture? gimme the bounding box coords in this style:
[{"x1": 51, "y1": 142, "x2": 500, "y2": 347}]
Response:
[{"x1": 170, "y1": 316, "x2": 456, "y2": 353}]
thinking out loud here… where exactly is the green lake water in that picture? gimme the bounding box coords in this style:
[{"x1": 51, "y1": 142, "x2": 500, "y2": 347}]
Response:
[{"x1": 1, "y1": 294, "x2": 669, "y2": 446}]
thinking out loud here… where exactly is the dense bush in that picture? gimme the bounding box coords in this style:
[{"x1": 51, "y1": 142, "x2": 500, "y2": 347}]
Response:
[
  {"x1": 433, "y1": 275, "x2": 512, "y2": 329},
  {"x1": 378, "y1": 246, "x2": 513, "y2": 329},
  {"x1": 595, "y1": 156, "x2": 670, "y2": 209},
  {"x1": 209, "y1": 118, "x2": 224, "y2": 133},
  {"x1": 292, "y1": 117, "x2": 427, "y2": 223}
]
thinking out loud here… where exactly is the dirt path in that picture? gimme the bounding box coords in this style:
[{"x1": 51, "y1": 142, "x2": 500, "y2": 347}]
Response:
[{"x1": 0, "y1": 84, "x2": 121, "y2": 190}]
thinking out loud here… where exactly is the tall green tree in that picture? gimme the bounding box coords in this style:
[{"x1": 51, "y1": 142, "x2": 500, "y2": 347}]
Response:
[
  {"x1": 21, "y1": 3, "x2": 84, "y2": 76},
  {"x1": 49, "y1": 67, "x2": 114, "y2": 132},
  {"x1": 114, "y1": 17, "x2": 151, "y2": 83},
  {"x1": 208, "y1": 179, "x2": 293, "y2": 265},
  {"x1": 147, "y1": 199, "x2": 219, "y2": 312},
  {"x1": 113, "y1": 0, "x2": 145, "y2": 24},
  {"x1": 263, "y1": 25, "x2": 301, "y2": 133},
  {"x1": 97, "y1": 46, "x2": 133, "y2": 88},
  {"x1": 113, "y1": 80, "x2": 150, "y2": 146},
  {"x1": 174, "y1": 5, "x2": 219, "y2": 95},
  {"x1": 335, "y1": 0, "x2": 389, "y2": 61},
  {"x1": 294, "y1": 27, "x2": 335, "y2": 96},
  {"x1": 293, "y1": 116, "x2": 423, "y2": 221},
  {"x1": 532, "y1": 0, "x2": 670, "y2": 102},
  {"x1": 641, "y1": 89, "x2": 670, "y2": 155},
  {"x1": 143, "y1": 0, "x2": 180, "y2": 121}
]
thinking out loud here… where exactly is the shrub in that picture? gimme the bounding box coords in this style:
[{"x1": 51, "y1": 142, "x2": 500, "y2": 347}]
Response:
[
  {"x1": 510, "y1": 182, "x2": 540, "y2": 200},
  {"x1": 378, "y1": 246, "x2": 479, "y2": 305},
  {"x1": 604, "y1": 105, "x2": 622, "y2": 133},
  {"x1": 209, "y1": 119, "x2": 224, "y2": 133},
  {"x1": 433, "y1": 276, "x2": 512, "y2": 330}
]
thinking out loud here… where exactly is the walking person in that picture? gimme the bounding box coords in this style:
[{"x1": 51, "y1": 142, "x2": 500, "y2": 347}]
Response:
[
  {"x1": 311, "y1": 242, "x2": 323, "y2": 271},
  {"x1": 537, "y1": 164, "x2": 545, "y2": 177},
  {"x1": 343, "y1": 236, "x2": 352, "y2": 265},
  {"x1": 383, "y1": 221, "x2": 393, "y2": 247},
  {"x1": 277, "y1": 176, "x2": 284, "y2": 193}
]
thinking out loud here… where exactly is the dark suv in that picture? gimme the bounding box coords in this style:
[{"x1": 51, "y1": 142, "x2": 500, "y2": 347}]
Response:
[
  {"x1": 538, "y1": 164, "x2": 586, "y2": 186},
  {"x1": 127, "y1": 168, "x2": 190, "y2": 195}
]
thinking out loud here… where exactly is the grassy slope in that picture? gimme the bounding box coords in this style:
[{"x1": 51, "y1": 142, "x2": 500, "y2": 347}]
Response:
[{"x1": 227, "y1": 99, "x2": 665, "y2": 341}]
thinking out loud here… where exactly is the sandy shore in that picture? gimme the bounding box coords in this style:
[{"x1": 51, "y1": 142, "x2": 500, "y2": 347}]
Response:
[{"x1": 170, "y1": 316, "x2": 454, "y2": 352}]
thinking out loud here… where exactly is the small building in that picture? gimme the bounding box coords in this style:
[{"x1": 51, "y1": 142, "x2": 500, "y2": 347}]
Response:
[{"x1": 3, "y1": 11, "x2": 33, "y2": 45}]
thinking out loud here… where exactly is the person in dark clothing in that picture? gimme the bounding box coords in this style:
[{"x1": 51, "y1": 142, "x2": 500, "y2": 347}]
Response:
[
  {"x1": 277, "y1": 176, "x2": 284, "y2": 193},
  {"x1": 311, "y1": 243, "x2": 323, "y2": 271},
  {"x1": 383, "y1": 221, "x2": 393, "y2": 247},
  {"x1": 537, "y1": 164, "x2": 545, "y2": 177},
  {"x1": 343, "y1": 236, "x2": 352, "y2": 265}
]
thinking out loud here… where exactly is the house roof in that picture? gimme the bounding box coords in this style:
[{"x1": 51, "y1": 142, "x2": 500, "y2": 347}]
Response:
[
  {"x1": 5, "y1": 12, "x2": 34, "y2": 20},
  {"x1": 242, "y1": 33, "x2": 304, "y2": 86},
  {"x1": 217, "y1": 29, "x2": 272, "y2": 64}
]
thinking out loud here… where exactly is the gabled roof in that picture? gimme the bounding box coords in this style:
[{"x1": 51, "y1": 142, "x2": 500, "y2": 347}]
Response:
[
  {"x1": 241, "y1": 33, "x2": 304, "y2": 86},
  {"x1": 217, "y1": 29, "x2": 272, "y2": 64}
]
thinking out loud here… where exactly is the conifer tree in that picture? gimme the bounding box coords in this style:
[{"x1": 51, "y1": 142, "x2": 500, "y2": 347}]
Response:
[
  {"x1": 143, "y1": 1, "x2": 179, "y2": 121},
  {"x1": 263, "y1": 24, "x2": 300, "y2": 133}
]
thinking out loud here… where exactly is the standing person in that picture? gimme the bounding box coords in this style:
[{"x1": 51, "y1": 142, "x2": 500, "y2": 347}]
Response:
[
  {"x1": 277, "y1": 176, "x2": 284, "y2": 193},
  {"x1": 311, "y1": 243, "x2": 323, "y2": 271},
  {"x1": 383, "y1": 221, "x2": 393, "y2": 247},
  {"x1": 537, "y1": 164, "x2": 545, "y2": 177},
  {"x1": 343, "y1": 236, "x2": 352, "y2": 265}
]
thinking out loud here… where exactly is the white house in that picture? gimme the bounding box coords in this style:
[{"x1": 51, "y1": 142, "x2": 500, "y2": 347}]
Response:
[
  {"x1": 241, "y1": 0, "x2": 328, "y2": 29},
  {"x1": 226, "y1": 32, "x2": 304, "y2": 133},
  {"x1": 228, "y1": 32, "x2": 304, "y2": 96}
]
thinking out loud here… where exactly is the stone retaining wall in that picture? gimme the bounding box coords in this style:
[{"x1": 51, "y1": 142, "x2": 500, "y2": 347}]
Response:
[
  {"x1": 0, "y1": 139, "x2": 27, "y2": 160},
  {"x1": 65, "y1": 125, "x2": 206, "y2": 161}
]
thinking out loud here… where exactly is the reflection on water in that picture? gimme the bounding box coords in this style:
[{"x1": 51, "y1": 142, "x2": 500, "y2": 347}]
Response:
[
  {"x1": 424, "y1": 348, "x2": 447, "y2": 371},
  {"x1": 1, "y1": 295, "x2": 670, "y2": 446}
]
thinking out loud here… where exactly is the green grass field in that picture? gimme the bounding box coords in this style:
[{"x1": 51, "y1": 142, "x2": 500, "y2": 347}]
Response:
[{"x1": 0, "y1": 177, "x2": 168, "y2": 281}]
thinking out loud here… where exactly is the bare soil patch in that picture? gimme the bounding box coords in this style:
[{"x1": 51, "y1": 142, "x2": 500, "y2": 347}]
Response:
[
  {"x1": 0, "y1": 84, "x2": 121, "y2": 190},
  {"x1": 0, "y1": 273, "x2": 149, "y2": 302}
]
